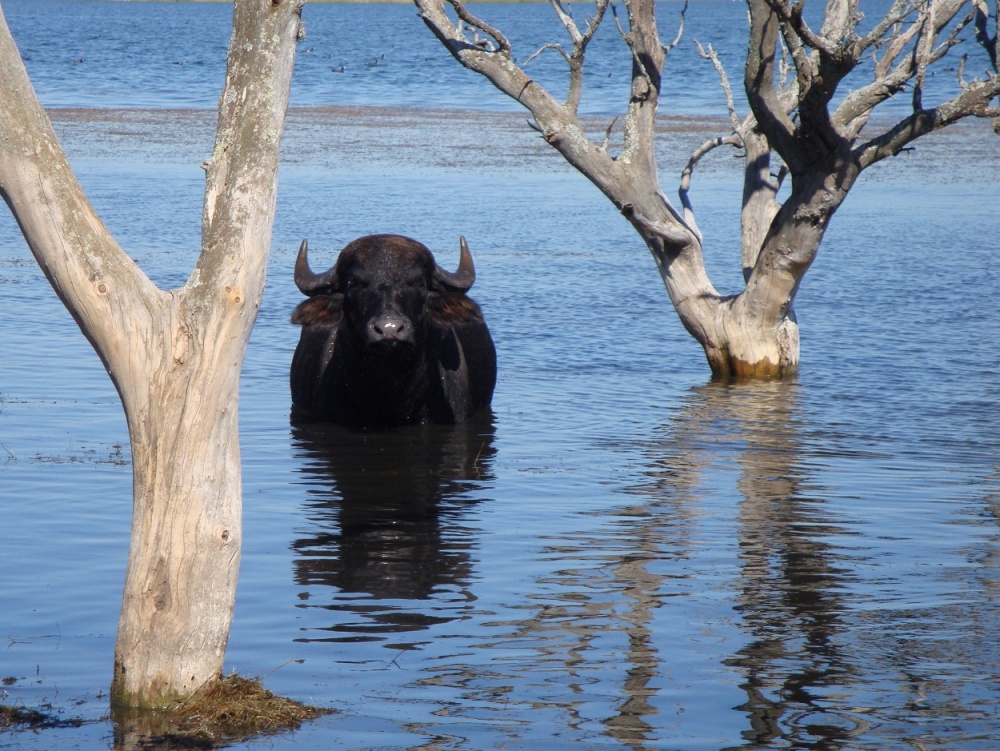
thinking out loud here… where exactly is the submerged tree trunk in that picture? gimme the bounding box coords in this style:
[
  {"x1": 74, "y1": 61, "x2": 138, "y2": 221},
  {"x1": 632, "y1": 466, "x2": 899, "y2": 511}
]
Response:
[
  {"x1": 0, "y1": 0, "x2": 303, "y2": 707},
  {"x1": 415, "y1": 0, "x2": 1000, "y2": 379}
]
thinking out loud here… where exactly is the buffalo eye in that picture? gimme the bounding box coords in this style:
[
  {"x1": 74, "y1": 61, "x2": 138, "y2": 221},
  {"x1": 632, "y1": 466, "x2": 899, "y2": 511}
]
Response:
[
  {"x1": 346, "y1": 274, "x2": 371, "y2": 291},
  {"x1": 406, "y1": 276, "x2": 426, "y2": 290}
]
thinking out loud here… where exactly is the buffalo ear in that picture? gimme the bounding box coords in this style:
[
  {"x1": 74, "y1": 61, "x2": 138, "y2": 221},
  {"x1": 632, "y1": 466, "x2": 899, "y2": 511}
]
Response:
[
  {"x1": 291, "y1": 294, "x2": 344, "y2": 326},
  {"x1": 431, "y1": 236, "x2": 476, "y2": 293},
  {"x1": 427, "y1": 292, "x2": 485, "y2": 325}
]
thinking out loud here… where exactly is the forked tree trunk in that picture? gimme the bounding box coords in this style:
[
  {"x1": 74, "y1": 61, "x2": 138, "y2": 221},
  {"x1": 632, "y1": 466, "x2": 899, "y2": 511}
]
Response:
[
  {"x1": 415, "y1": 0, "x2": 804, "y2": 378},
  {"x1": 416, "y1": 0, "x2": 999, "y2": 379},
  {"x1": 0, "y1": 0, "x2": 303, "y2": 707}
]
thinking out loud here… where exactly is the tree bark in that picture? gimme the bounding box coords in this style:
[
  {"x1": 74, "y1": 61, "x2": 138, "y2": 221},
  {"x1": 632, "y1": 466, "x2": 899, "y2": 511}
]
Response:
[
  {"x1": 416, "y1": 0, "x2": 1000, "y2": 379},
  {"x1": 0, "y1": 0, "x2": 303, "y2": 707}
]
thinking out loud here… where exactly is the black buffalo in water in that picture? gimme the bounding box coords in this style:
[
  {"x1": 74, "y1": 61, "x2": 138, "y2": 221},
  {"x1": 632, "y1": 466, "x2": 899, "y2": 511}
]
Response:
[{"x1": 290, "y1": 234, "x2": 496, "y2": 426}]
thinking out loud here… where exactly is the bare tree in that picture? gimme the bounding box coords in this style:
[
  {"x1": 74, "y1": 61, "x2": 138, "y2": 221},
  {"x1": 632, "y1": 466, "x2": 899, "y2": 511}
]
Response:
[
  {"x1": 415, "y1": 0, "x2": 1000, "y2": 378},
  {"x1": 0, "y1": 0, "x2": 303, "y2": 707}
]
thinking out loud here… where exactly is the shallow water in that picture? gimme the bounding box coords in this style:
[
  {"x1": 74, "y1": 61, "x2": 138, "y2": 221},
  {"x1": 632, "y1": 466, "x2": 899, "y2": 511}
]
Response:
[{"x1": 2, "y1": 3, "x2": 1000, "y2": 751}]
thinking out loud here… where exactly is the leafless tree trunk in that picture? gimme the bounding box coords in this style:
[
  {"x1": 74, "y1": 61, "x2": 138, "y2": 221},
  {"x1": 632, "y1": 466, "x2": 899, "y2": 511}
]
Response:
[
  {"x1": 415, "y1": 0, "x2": 1000, "y2": 378},
  {"x1": 0, "y1": 0, "x2": 303, "y2": 707}
]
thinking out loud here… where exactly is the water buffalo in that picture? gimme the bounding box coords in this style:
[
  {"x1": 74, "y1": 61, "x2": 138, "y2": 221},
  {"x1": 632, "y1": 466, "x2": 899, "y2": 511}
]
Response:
[{"x1": 290, "y1": 234, "x2": 496, "y2": 426}]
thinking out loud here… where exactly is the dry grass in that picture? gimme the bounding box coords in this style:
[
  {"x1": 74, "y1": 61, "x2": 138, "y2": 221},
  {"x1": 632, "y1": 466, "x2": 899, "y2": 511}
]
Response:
[
  {"x1": 3, "y1": 675, "x2": 331, "y2": 749},
  {"x1": 144, "y1": 675, "x2": 333, "y2": 747},
  {"x1": 0, "y1": 704, "x2": 84, "y2": 730}
]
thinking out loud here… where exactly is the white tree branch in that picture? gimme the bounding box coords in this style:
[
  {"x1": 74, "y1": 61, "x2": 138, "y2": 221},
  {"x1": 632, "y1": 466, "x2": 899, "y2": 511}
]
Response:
[
  {"x1": 696, "y1": 40, "x2": 743, "y2": 133},
  {"x1": 679, "y1": 134, "x2": 742, "y2": 243},
  {"x1": 445, "y1": 0, "x2": 511, "y2": 56}
]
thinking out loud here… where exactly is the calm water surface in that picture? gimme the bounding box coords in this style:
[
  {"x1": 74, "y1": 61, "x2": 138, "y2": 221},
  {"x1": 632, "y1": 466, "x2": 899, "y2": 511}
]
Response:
[{"x1": 1, "y1": 2, "x2": 1000, "y2": 750}]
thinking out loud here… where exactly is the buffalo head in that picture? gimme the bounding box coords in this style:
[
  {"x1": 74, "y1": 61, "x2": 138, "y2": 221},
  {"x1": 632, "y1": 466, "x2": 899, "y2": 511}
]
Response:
[{"x1": 290, "y1": 234, "x2": 496, "y2": 426}]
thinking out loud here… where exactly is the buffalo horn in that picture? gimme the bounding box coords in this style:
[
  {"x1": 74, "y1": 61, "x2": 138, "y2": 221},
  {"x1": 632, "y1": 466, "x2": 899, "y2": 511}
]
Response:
[
  {"x1": 294, "y1": 239, "x2": 338, "y2": 295},
  {"x1": 433, "y1": 236, "x2": 476, "y2": 292}
]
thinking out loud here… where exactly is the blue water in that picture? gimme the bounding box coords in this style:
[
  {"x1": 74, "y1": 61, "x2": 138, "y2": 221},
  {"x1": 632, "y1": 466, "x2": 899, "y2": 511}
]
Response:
[
  {"x1": 5, "y1": 0, "x2": 983, "y2": 114},
  {"x1": 2, "y1": 2, "x2": 1000, "y2": 750}
]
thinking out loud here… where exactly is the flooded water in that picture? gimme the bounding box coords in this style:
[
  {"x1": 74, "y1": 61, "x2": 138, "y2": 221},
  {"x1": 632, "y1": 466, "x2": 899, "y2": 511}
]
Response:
[{"x1": 2, "y1": 2, "x2": 1000, "y2": 750}]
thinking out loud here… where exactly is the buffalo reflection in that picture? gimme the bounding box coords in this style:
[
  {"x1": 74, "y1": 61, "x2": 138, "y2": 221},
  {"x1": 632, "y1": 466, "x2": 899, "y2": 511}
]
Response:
[{"x1": 289, "y1": 412, "x2": 495, "y2": 641}]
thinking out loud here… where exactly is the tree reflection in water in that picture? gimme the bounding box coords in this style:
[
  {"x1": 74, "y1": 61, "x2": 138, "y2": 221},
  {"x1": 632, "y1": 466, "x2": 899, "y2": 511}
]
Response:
[
  {"x1": 630, "y1": 382, "x2": 866, "y2": 749},
  {"x1": 711, "y1": 383, "x2": 864, "y2": 749},
  {"x1": 289, "y1": 413, "x2": 495, "y2": 643},
  {"x1": 511, "y1": 381, "x2": 867, "y2": 750}
]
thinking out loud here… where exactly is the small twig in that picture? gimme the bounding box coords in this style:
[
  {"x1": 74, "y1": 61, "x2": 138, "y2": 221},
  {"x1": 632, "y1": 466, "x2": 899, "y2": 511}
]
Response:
[
  {"x1": 764, "y1": 0, "x2": 839, "y2": 57},
  {"x1": 601, "y1": 116, "x2": 619, "y2": 152},
  {"x1": 664, "y1": 0, "x2": 689, "y2": 55},
  {"x1": 696, "y1": 40, "x2": 742, "y2": 133},
  {"x1": 446, "y1": 0, "x2": 511, "y2": 56},
  {"x1": 472, "y1": 440, "x2": 487, "y2": 476},
  {"x1": 610, "y1": 3, "x2": 654, "y2": 99},
  {"x1": 260, "y1": 658, "x2": 305, "y2": 680},
  {"x1": 911, "y1": 4, "x2": 934, "y2": 112},
  {"x1": 679, "y1": 134, "x2": 742, "y2": 243},
  {"x1": 549, "y1": 0, "x2": 611, "y2": 112},
  {"x1": 7, "y1": 629, "x2": 62, "y2": 648},
  {"x1": 937, "y1": 8, "x2": 977, "y2": 64},
  {"x1": 551, "y1": 0, "x2": 578, "y2": 38},
  {"x1": 855, "y1": 0, "x2": 921, "y2": 57},
  {"x1": 551, "y1": 0, "x2": 610, "y2": 48},
  {"x1": 973, "y1": 0, "x2": 998, "y2": 70},
  {"x1": 524, "y1": 42, "x2": 568, "y2": 66}
]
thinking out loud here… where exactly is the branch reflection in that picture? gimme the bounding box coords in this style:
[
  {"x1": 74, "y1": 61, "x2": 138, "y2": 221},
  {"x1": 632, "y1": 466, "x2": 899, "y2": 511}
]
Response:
[
  {"x1": 654, "y1": 381, "x2": 862, "y2": 749},
  {"x1": 534, "y1": 381, "x2": 863, "y2": 749}
]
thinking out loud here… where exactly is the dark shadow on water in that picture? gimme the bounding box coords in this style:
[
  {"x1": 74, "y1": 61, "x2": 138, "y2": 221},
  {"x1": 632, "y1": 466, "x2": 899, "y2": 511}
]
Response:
[{"x1": 288, "y1": 412, "x2": 496, "y2": 644}]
